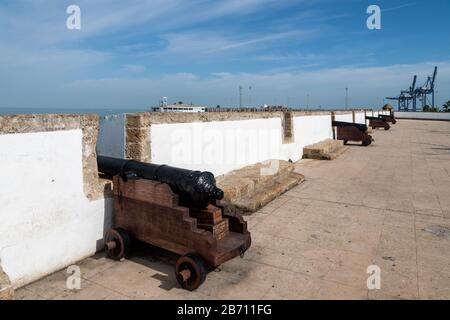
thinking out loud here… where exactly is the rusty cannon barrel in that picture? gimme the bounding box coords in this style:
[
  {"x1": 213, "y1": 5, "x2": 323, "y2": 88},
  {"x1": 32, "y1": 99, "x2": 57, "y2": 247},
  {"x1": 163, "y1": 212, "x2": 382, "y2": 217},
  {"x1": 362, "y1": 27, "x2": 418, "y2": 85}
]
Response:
[
  {"x1": 98, "y1": 156, "x2": 224, "y2": 208},
  {"x1": 332, "y1": 121, "x2": 368, "y2": 133}
]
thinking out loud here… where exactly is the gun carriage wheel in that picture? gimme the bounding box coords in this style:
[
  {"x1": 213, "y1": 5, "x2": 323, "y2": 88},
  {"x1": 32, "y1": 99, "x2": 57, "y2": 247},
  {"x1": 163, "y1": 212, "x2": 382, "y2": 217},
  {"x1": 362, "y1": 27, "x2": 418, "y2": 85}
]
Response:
[
  {"x1": 104, "y1": 228, "x2": 131, "y2": 260},
  {"x1": 175, "y1": 253, "x2": 207, "y2": 291}
]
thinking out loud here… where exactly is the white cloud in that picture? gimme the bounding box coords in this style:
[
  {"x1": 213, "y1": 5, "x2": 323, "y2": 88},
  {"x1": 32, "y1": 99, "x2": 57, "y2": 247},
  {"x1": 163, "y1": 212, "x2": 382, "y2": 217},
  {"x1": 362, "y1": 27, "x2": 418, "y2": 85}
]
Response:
[
  {"x1": 2, "y1": 60, "x2": 448, "y2": 110},
  {"x1": 210, "y1": 30, "x2": 313, "y2": 52},
  {"x1": 0, "y1": 0, "x2": 283, "y2": 46},
  {"x1": 256, "y1": 53, "x2": 319, "y2": 61},
  {"x1": 0, "y1": 1, "x2": 448, "y2": 111},
  {"x1": 157, "y1": 27, "x2": 319, "y2": 60},
  {"x1": 383, "y1": 2, "x2": 417, "y2": 12}
]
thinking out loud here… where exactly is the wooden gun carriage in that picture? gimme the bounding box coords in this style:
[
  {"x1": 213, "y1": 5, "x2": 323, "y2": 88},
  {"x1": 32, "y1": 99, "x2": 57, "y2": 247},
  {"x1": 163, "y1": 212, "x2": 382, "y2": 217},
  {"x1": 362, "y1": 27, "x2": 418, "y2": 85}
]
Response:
[
  {"x1": 99, "y1": 157, "x2": 251, "y2": 291},
  {"x1": 366, "y1": 116, "x2": 390, "y2": 130}
]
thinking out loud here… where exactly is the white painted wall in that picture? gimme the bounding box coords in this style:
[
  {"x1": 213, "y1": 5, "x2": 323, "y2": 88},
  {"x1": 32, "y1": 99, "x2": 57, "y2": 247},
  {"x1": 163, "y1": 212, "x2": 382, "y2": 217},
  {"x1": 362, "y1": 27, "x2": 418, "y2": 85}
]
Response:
[
  {"x1": 334, "y1": 113, "x2": 354, "y2": 123},
  {"x1": 395, "y1": 112, "x2": 450, "y2": 120},
  {"x1": 149, "y1": 115, "x2": 334, "y2": 176},
  {"x1": 0, "y1": 130, "x2": 112, "y2": 288},
  {"x1": 95, "y1": 113, "x2": 335, "y2": 176},
  {"x1": 355, "y1": 112, "x2": 366, "y2": 124},
  {"x1": 150, "y1": 118, "x2": 284, "y2": 176},
  {"x1": 97, "y1": 114, "x2": 125, "y2": 158}
]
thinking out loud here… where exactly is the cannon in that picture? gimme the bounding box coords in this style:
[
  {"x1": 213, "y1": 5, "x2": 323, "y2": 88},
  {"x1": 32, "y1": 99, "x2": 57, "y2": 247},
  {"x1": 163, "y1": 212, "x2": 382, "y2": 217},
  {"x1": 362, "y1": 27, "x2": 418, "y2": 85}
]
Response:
[
  {"x1": 333, "y1": 121, "x2": 368, "y2": 133},
  {"x1": 332, "y1": 121, "x2": 373, "y2": 146},
  {"x1": 366, "y1": 116, "x2": 390, "y2": 130},
  {"x1": 98, "y1": 156, "x2": 224, "y2": 208},
  {"x1": 378, "y1": 114, "x2": 397, "y2": 124},
  {"x1": 99, "y1": 156, "x2": 251, "y2": 291}
]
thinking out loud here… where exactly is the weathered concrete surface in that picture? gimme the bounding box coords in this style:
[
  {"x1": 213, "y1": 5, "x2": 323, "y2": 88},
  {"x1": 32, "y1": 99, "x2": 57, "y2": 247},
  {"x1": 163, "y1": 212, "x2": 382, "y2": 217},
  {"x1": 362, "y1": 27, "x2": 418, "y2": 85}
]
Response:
[
  {"x1": 0, "y1": 264, "x2": 14, "y2": 300},
  {"x1": 216, "y1": 160, "x2": 305, "y2": 215},
  {"x1": 15, "y1": 120, "x2": 450, "y2": 300},
  {"x1": 302, "y1": 139, "x2": 346, "y2": 160}
]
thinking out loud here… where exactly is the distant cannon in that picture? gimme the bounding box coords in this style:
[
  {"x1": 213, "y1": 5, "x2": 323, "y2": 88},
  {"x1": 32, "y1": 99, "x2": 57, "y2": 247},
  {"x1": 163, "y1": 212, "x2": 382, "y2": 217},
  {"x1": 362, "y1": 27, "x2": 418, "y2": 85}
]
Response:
[
  {"x1": 97, "y1": 156, "x2": 224, "y2": 208},
  {"x1": 332, "y1": 121, "x2": 368, "y2": 133},
  {"x1": 378, "y1": 114, "x2": 397, "y2": 124},
  {"x1": 366, "y1": 116, "x2": 390, "y2": 130},
  {"x1": 332, "y1": 121, "x2": 373, "y2": 146}
]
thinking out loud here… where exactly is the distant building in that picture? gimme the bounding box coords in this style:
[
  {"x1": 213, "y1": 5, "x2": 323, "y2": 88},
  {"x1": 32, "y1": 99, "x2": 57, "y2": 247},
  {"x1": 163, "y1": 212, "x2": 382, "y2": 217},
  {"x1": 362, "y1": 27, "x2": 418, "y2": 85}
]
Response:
[
  {"x1": 152, "y1": 97, "x2": 206, "y2": 113},
  {"x1": 152, "y1": 104, "x2": 206, "y2": 113}
]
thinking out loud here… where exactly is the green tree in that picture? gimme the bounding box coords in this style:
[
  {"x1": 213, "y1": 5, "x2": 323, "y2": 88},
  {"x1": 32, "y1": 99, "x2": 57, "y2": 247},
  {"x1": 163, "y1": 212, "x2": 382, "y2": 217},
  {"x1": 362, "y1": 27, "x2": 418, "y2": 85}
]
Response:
[
  {"x1": 423, "y1": 105, "x2": 439, "y2": 112},
  {"x1": 442, "y1": 100, "x2": 450, "y2": 113}
]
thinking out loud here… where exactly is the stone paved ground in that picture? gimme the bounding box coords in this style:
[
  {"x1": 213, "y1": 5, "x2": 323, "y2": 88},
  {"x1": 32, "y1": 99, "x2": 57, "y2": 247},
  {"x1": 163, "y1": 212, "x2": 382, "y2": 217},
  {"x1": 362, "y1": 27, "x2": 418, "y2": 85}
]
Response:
[{"x1": 16, "y1": 120, "x2": 450, "y2": 300}]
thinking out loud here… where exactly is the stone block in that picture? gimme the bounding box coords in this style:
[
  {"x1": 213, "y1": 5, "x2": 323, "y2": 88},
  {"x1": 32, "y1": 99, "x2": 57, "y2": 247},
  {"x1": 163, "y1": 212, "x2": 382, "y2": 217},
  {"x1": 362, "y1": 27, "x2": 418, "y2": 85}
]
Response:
[
  {"x1": 302, "y1": 139, "x2": 346, "y2": 160},
  {"x1": 216, "y1": 160, "x2": 305, "y2": 215}
]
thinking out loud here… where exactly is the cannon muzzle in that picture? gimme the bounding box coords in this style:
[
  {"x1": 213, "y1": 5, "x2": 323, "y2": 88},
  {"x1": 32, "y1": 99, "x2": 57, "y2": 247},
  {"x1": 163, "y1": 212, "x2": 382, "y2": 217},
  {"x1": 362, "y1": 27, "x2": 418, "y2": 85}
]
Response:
[{"x1": 98, "y1": 156, "x2": 224, "y2": 208}]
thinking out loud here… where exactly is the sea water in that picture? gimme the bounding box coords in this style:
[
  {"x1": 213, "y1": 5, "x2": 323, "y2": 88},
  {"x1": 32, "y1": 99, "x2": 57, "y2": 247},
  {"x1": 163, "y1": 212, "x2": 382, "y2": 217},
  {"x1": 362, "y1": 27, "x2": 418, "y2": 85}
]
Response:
[{"x1": 0, "y1": 107, "x2": 152, "y2": 117}]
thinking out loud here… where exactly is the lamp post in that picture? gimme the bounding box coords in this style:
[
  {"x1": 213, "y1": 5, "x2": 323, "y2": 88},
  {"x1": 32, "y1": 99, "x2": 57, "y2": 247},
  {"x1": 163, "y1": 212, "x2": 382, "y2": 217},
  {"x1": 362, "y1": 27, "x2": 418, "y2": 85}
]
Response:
[
  {"x1": 345, "y1": 87, "x2": 349, "y2": 109},
  {"x1": 239, "y1": 85, "x2": 243, "y2": 108}
]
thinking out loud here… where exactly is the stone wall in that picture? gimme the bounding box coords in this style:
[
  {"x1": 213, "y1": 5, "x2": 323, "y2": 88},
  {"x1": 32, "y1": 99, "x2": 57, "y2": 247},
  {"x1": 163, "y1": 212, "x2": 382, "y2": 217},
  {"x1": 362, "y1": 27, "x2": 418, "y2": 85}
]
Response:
[
  {"x1": 98, "y1": 109, "x2": 372, "y2": 176},
  {"x1": 0, "y1": 114, "x2": 113, "y2": 288},
  {"x1": 0, "y1": 114, "x2": 107, "y2": 200},
  {"x1": 122, "y1": 111, "x2": 287, "y2": 163}
]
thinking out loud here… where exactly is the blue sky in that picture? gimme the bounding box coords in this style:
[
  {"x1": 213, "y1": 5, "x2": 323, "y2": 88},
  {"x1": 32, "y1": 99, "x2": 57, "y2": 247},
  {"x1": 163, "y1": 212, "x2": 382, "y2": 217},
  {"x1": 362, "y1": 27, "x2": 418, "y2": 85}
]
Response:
[{"x1": 0, "y1": 0, "x2": 449, "y2": 110}]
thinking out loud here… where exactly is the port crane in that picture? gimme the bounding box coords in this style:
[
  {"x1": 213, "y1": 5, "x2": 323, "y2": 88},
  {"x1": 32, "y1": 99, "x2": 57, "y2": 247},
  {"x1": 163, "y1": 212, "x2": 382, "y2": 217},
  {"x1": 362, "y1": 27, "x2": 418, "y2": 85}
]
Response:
[
  {"x1": 386, "y1": 66, "x2": 437, "y2": 111},
  {"x1": 414, "y1": 66, "x2": 438, "y2": 110},
  {"x1": 386, "y1": 75, "x2": 417, "y2": 111}
]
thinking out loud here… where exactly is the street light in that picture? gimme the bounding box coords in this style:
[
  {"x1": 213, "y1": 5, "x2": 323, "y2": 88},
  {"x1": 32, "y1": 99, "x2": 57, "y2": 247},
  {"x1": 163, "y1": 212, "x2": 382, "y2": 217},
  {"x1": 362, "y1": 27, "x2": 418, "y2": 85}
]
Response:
[{"x1": 345, "y1": 87, "x2": 349, "y2": 109}]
